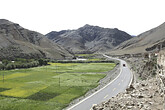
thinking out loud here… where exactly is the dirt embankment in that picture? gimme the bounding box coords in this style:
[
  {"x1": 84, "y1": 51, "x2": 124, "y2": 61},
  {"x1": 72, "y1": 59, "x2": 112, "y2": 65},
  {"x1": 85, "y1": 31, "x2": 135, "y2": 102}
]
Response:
[{"x1": 93, "y1": 53, "x2": 165, "y2": 110}]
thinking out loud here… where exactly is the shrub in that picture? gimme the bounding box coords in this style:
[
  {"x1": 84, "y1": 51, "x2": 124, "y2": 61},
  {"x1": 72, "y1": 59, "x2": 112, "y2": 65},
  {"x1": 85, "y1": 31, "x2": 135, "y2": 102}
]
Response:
[
  {"x1": 38, "y1": 59, "x2": 48, "y2": 66},
  {"x1": 0, "y1": 64, "x2": 4, "y2": 70},
  {"x1": 2, "y1": 59, "x2": 9, "y2": 65},
  {"x1": 6, "y1": 63, "x2": 15, "y2": 70}
]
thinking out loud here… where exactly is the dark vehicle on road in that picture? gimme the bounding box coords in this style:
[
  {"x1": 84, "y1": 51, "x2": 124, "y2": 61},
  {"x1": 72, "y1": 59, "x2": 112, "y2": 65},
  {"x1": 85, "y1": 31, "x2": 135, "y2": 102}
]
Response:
[{"x1": 123, "y1": 64, "x2": 126, "y2": 67}]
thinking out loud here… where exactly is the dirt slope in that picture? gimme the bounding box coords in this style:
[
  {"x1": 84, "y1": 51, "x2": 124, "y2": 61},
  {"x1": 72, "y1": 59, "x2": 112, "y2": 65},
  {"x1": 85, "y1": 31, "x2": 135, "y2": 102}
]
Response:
[{"x1": 0, "y1": 19, "x2": 73, "y2": 59}]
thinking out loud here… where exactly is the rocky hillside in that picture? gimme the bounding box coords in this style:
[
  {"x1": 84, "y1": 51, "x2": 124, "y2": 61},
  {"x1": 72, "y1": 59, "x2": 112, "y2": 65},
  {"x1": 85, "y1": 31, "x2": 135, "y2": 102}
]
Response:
[
  {"x1": 110, "y1": 22, "x2": 165, "y2": 55},
  {"x1": 93, "y1": 78, "x2": 164, "y2": 110},
  {"x1": 0, "y1": 19, "x2": 73, "y2": 60},
  {"x1": 93, "y1": 54, "x2": 164, "y2": 110},
  {"x1": 157, "y1": 50, "x2": 165, "y2": 101},
  {"x1": 46, "y1": 25, "x2": 132, "y2": 53}
]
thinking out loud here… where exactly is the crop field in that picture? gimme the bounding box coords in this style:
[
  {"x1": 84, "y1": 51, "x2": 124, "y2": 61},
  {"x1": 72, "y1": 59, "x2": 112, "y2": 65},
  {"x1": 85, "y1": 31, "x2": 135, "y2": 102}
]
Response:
[
  {"x1": 0, "y1": 62, "x2": 115, "y2": 110},
  {"x1": 75, "y1": 54, "x2": 106, "y2": 61}
]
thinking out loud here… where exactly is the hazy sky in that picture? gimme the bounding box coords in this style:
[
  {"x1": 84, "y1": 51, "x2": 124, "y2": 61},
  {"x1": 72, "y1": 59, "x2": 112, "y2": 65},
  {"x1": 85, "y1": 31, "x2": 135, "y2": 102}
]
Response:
[{"x1": 0, "y1": 0, "x2": 165, "y2": 35}]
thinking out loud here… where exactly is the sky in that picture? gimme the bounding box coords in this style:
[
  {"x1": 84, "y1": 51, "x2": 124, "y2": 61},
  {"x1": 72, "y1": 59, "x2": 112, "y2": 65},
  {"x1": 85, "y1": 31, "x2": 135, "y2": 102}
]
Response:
[{"x1": 0, "y1": 0, "x2": 165, "y2": 35}]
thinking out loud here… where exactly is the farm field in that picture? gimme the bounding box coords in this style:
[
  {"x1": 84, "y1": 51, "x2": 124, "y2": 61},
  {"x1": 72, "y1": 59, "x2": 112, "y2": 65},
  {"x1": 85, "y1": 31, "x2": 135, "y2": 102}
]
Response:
[
  {"x1": 75, "y1": 54, "x2": 106, "y2": 61},
  {"x1": 0, "y1": 62, "x2": 115, "y2": 110}
]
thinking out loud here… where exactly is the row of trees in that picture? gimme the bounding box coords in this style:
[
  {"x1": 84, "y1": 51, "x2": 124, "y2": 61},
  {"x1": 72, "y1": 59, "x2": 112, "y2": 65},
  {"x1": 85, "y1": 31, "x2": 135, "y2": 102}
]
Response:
[
  {"x1": 51, "y1": 60, "x2": 116, "y2": 63},
  {"x1": 0, "y1": 59, "x2": 48, "y2": 70}
]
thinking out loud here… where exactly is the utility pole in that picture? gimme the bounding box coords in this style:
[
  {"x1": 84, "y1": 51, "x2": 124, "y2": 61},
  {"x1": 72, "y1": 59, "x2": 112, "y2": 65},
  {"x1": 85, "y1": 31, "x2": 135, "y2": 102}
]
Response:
[
  {"x1": 3, "y1": 73, "x2": 4, "y2": 83},
  {"x1": 59, "y1": 77, "x2": 60, "y2": 87},
  {"x1": 56, "y1": 65, "x2": 57, "y2": 73}
]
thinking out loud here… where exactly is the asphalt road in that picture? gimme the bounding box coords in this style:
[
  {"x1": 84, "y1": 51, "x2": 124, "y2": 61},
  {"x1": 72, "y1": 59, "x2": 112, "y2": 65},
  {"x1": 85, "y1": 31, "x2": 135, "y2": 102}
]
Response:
[{"x1": 67, "y1": 55, "x2": 132, "y2": 110}]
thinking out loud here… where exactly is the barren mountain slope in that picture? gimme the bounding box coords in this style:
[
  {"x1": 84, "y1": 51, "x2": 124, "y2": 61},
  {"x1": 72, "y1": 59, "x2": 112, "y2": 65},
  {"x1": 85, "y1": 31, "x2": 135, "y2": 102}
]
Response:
[
  {"x1": 46, "y1": 24, "x2": 132, "y2": 53},
  {"x1": 0, "y1": 19, "x2": 73, "y2": 59},
  {"x1": 111, "y1": 22, "x2": 165, "y2": 54}
]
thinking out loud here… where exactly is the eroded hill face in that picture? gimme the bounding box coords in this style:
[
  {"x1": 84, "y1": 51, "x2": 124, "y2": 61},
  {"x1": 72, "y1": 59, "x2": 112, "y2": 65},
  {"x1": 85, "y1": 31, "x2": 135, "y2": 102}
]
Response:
[
  {"x1": 0, "y1": 19, "x2": 73, "y2": 60},
  {"x1": 111, "y1": 22, "x2": 165, "y2": 55},
  {"x1": 46, "y1": 24, "x2": 132, "y2": 53}
]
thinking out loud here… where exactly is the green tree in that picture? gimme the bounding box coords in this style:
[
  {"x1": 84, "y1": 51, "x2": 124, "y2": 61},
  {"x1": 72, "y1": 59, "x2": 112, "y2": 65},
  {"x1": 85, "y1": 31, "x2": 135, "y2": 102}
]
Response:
[
  {"x1": 2, "y1": 59, "x2": 9, "y2": 65},
  {"x1": 0, "y1": 64, "x2": 4, "y2": 70},
  {"x1": 38, "y1": 59, "x2": 48, "y2": 66}
]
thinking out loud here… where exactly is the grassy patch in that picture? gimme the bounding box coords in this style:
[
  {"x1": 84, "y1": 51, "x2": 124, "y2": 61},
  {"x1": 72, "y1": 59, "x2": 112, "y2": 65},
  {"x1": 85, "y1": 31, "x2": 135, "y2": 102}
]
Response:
[
  {"x1": 0, "y1": 62, "x2": 115, "y2": 110},
  {"x1": 27, "y1": 92, "x2": 59, "y2": 101},
  {"x1": 0, "y1": 88, "x2": 10, "y2": 92}
]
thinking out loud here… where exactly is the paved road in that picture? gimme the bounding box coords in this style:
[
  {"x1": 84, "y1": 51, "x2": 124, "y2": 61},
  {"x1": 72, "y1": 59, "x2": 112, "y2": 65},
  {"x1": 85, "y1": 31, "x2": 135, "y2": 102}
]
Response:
[{"x1": 67, "y1": 55, "x2": 132, "y2": 110}]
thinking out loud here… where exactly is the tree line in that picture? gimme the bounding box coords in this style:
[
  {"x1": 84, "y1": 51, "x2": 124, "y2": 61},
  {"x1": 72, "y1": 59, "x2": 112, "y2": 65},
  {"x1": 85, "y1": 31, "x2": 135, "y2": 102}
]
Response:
[
  {"x1": 0, "y1": 58, "x2": 48, "y2": 70},
  {"x1": 51, "y1": 60, "x2": 118, "y2": 64}
]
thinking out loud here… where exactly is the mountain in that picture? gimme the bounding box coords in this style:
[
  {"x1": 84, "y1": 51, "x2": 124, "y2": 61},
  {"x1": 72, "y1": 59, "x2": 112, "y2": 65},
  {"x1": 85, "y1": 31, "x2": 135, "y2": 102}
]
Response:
[
  {"x1": 111, "y1": 22, "x2": 165, "y2": 55},
  {"x1": 46, "y1": 24, "x2": 132, "y2": 53},
  {"x1": 0, "y1": 19, "x2": 73, "y2": 60}
]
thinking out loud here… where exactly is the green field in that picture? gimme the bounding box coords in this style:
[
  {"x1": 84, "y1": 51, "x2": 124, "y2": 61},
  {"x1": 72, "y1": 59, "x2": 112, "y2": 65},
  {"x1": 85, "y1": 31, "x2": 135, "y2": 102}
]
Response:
[
  {"x1": 75, "y1": 54, "x2": 106, "y2": 61},
  {"x1": 0, "y1": 62, "x2": 115, "y2": 110}
]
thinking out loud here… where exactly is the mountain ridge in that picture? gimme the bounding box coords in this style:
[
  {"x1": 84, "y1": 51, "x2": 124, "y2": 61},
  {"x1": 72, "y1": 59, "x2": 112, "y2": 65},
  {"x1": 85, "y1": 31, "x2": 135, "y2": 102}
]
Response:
[
  {"x1": 110, "y1": 22, "x2": 165, "y2": 55},
  {"x1": 0, "y1": 19, "x2": 73, "y2": 60},
  {"x1": 46, "y1": 24, "x2": 132, "y2": 53}
]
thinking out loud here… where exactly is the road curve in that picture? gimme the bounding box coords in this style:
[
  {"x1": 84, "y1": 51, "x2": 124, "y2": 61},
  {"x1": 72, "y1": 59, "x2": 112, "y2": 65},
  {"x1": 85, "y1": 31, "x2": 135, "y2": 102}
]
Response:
[{"x1": 67, "y1": 54, "x2": 132, "y2": 110}]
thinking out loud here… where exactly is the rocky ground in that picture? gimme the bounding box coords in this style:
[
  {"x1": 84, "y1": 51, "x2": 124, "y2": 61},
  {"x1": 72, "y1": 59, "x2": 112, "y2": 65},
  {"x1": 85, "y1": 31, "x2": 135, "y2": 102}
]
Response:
[
  {"x1": 93, "y1": 78, "x2": 164, "y2": 110},
  {"x1": 93, "y1": 56, "x2": 164, "y2": 110}
]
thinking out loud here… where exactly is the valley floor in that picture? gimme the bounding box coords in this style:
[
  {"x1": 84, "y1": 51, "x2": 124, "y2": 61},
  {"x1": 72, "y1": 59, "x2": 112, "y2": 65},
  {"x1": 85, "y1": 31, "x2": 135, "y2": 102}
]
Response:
[
  {"x1": 0, "y1": 62, "x2": 116, "y2": 110},
  {"x1": 66, "y1": 64, "x2": 120, "y2": 109}
]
